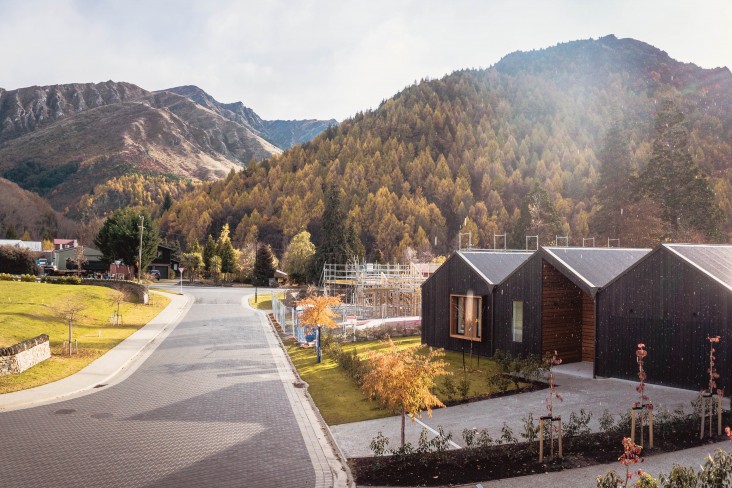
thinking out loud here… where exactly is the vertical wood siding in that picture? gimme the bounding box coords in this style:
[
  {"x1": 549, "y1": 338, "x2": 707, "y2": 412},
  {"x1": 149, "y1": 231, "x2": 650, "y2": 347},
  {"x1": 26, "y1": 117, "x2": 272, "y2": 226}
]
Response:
[
  {"x1": 582, "y1": 293, "x2": 595, "y2": 362},
  {"x1": 541, "y1": 261, "x2": 584, "y2": 363},
  {"x1": 493, "y1": 255, "x2": 542, "y2": 357},
  {"x1": 597, "y1": 248, "x2": 731, "y2": 391},
  {"x1": 421, "y1": 255, "x2": 492, "y2": 356}
]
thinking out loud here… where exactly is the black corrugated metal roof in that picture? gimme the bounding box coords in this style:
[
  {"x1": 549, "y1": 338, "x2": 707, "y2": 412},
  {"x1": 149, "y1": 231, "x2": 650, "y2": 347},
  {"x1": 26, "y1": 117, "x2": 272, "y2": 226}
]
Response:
[
  {"x1": 664, "y1": 244, "x2": 732, "y2": 291},
  {"x1": 458, "y1": 251, "x2": 534, "y2": 286},
  {"x1": 543, "y1": 247, "x2": 651, "y2": 296}
]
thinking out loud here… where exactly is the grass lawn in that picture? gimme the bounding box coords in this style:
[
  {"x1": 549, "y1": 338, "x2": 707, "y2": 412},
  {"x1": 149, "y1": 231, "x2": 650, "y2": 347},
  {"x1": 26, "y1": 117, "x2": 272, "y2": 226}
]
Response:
[
  {"x1": 248, "y1": 291, "x2": 284, "y2": 310},
  {"x1": 285, "y1": 335, "x2": 515, "y2": 425},
  {"x1": 0, "y1": 281, "x2": 170, "y2": 394}
]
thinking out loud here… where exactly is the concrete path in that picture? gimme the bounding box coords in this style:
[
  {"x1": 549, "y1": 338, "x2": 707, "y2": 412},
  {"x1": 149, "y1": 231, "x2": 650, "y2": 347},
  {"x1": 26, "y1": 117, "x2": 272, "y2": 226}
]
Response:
[
  {"x1": 0, "y1": 287, "x2": 350, "y2": 487},
  {"x1": 332, "y1": 363, "x2": 730, "y2": 458}
]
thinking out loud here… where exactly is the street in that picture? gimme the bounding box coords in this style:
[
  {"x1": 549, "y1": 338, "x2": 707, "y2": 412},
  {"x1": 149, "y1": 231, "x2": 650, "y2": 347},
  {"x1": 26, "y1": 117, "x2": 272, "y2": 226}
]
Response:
[{"x1": 0, "y1": 287, "x2": 332, "y2": 487}]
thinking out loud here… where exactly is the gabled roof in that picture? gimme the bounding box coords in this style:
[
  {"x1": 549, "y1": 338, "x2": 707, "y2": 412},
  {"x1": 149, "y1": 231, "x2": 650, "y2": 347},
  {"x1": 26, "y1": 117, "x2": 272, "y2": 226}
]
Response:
[
  {"x1": 664, "y1": 244, "x2": 732, "y2": 292},
  {"x1": 542, "y1": 247, "x2": 651, "y2": 297},
  {"x1": 457, "y1": 250, "x2": 534, "y2": 288}
]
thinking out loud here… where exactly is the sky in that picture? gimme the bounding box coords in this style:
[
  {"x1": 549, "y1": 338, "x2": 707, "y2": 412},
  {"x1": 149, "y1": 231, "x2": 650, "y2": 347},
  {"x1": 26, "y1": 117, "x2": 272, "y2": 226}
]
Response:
[{"x1": 0, "y1": 0, "x2": 730, "y2": 121}]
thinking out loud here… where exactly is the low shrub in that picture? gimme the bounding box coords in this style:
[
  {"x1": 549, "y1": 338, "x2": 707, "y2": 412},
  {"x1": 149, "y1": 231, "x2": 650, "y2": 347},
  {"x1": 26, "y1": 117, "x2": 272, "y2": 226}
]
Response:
[{"x1": 324, "y1": 341, "x2": 368, "y2": 384}]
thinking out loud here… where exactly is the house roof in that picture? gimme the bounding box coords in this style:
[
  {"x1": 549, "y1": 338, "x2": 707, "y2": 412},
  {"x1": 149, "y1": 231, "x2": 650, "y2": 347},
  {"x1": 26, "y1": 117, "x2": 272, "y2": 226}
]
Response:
[
  {"x1": 664, "y1": 244, "x2": 732, "y2": 292},
  {"x1": 457, "y1": 250, "x2": 534, "y2": 287},
  {"x1": 542, "y1": 247, "x2": 651, "y2": 296}
]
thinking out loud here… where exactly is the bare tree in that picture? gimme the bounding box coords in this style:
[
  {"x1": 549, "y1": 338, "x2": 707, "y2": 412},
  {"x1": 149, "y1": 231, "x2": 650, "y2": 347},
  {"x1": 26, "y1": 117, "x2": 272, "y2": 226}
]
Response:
[
  {"x1": 58, "y1": 301, "x2": 85, "y2": 355},
  {"x1": 109, "y1": 290, "x2": 127, "y2": 326}
]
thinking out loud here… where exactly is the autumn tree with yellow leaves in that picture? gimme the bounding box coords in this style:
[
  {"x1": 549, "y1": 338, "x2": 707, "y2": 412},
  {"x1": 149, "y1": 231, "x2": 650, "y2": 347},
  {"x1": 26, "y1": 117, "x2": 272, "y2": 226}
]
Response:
[
  {"x1": 361, "y1": 339, "x2": 449, "y2": 447},
  {"x1": 297, "y1": 295, "x2": 342, "y2": 363}
]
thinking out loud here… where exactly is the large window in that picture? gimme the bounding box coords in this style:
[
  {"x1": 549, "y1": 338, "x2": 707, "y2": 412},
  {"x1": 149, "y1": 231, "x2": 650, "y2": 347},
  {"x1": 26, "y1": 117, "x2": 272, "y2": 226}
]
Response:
[
  {"x1": 450, "y1": 295, "x2": 482, "y2": 341},
  {"x1": 512, "y1": 301, "x2": 523, "y2": 343}
]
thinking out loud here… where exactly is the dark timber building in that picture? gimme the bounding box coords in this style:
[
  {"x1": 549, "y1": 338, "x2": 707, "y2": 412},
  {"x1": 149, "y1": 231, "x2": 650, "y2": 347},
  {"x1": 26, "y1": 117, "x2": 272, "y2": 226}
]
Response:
[
  {"x1": 596, "y1": 244, "x2": 732, "y2": 391},
  {"x1": 422, "y1": 247, "x2": 650, "y2": 370},
  {"x1": 421, "y1": 250, "x2": 533, "y2": 358}
]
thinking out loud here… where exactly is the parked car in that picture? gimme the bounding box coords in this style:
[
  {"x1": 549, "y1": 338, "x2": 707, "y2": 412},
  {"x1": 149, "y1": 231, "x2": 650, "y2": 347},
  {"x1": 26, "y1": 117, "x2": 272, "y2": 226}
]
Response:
[{"x1": 150, "y1": 270, "x2": 161, "y2": 280}]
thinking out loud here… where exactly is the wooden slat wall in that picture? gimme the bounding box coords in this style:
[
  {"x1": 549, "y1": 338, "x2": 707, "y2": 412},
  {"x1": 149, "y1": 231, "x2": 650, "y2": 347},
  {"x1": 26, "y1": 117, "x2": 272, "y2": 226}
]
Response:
[
  {"x1": 596, "y1": 248, "x2": 731, "y2": 391},
  {"x1": 581, "y1": 293, "x2": 595, "y2": 362},
  {"x1": 494, "y1": 254, "x2": 542, "y2": 357},
  {"x1": 421, "y1": 254, "x2": 492, "y2": 356},
  {"x1": 541, "y1": 261, "x2": 583, "y2": 363}
]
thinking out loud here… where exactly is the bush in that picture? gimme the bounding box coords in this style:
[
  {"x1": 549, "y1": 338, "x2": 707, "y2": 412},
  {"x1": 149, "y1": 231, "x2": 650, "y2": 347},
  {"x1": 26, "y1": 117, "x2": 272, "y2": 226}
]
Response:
[
  {"x1": 0, "y1": 245, "x2": 38, "y2": 275},
  {"x1": 564, "y1": 408, "x2": 593, "y2": 438},
  {"x1": 20, "y1": 274, "x2": 36, "y2": 282},
  {"x1": 323, "y1": 341, "x2": 367, "y2": 384}
]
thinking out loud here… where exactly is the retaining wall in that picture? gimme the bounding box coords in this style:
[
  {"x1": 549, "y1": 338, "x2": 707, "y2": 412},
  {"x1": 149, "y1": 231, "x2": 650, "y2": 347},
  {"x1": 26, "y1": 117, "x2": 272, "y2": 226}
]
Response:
[
  {"x1": 0, "y1": 334, "x2": 51, "y2": 376},
  {"x1": 85, "y1": 280, "x2": 149, "y2": 304}
]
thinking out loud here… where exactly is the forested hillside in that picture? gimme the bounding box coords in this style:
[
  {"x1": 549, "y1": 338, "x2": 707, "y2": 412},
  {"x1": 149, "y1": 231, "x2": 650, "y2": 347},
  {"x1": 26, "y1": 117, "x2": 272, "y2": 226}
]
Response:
[{"x1": 160, "y1": 36, "x2": 731, "y2": 260}]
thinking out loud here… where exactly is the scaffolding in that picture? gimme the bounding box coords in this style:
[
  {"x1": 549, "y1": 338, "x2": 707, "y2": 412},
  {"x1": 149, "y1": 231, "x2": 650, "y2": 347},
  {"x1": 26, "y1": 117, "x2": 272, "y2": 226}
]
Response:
[{"x1": 320, "y1": 261, "x2": 426, "y2": 319}]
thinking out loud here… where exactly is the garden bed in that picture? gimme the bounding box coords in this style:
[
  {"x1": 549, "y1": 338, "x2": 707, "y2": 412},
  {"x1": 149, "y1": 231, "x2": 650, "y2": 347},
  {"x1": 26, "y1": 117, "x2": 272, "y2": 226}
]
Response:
[{"x1": 350, "y1": 413, "x2": 732, "y2": 486}]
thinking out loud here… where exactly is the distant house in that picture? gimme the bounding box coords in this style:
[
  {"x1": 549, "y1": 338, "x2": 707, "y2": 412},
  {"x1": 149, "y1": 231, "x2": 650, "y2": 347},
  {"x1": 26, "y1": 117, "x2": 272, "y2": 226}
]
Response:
[
  {"x1": 53, "y1": 246, "x2": 106, "y2": 274},
  {"x1": 54, "y1": 239, "x2": 78, "y2": 250},
  {"x1": 0, "y1": 239, "x2": 42, "y2": 252},
  {"x1": 596, "y1": 244, "x2": 732, "y2": 391},
  {"x1": 410, "y1": 261, "x2": 442, "y2": 278},
  {"x1": 148, "y1": 244, "x2": 179, "y2": 279}
]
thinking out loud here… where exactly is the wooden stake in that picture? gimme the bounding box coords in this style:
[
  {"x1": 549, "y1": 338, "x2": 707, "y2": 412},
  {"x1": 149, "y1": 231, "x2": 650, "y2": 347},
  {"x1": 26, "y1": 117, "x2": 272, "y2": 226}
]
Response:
[
  {"x1": 539, "y1": 419, "x2": 544, "y2": 463},
  {"x1": 700, "y1": 396, "x2": 706, "y2": 439},
  {"x1": 717, "y1": 394, "x2": 722, "y2": 436},
  {"x1": 631, "y1": 408, "x2": 636, "y2": 444},
  {"x1": 557, "y1": 417, "x2": 563, "y2": 458},
  {"x1": 648, "y1": 408, "x2": 654, "y2": 449}
]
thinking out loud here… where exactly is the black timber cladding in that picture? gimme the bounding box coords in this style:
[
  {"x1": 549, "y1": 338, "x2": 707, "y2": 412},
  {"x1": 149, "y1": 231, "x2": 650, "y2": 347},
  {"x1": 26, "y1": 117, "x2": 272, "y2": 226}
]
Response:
[
  {"x1": 421, "y1": 251, "x2": 532, "y2": 357},
  {"x1": 596, "y1": 245, "x2": 732, "y2": 391}
]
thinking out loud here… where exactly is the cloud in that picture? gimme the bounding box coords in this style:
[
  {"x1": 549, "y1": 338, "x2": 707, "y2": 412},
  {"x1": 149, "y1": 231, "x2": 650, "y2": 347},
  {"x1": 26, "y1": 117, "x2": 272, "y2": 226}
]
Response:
[{"x1": 0, "y1": 0, "x2": 730, "y2": 121}]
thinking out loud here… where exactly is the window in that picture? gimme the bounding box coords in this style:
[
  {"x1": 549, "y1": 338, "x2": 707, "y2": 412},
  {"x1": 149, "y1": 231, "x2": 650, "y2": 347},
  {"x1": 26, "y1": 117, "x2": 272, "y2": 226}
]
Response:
[
  {"x1": 450, "y1": 295, "x2": 482, "y2": 341},
  {"x1": 512, "y1": 301, "x2": 523, "y2": 342}
]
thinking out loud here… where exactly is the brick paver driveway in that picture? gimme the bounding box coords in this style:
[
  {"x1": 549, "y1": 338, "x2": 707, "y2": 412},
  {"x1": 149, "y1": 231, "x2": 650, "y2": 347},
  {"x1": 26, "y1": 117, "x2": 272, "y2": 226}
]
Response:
[{"x1": 0, "y1": 287, "x2": 318, "y2": 487}]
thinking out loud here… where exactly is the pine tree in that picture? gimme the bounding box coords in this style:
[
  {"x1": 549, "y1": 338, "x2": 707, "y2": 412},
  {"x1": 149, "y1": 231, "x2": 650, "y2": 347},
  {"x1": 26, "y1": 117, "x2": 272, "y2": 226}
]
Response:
[
  {"x1": 591, "y1": 124, "x2": 635, "y2": 240},
  {"x1": 639, "y1": 96, "x2": 723, "y2": 241},
  {"x1": 511, "y1": 182, "x2": 562, "y2": 248},
  {"x1": 202, "y1": 235, "x2": 217, "y2": 272},
  {"x1": 253, "y1": 243, "x2": 276, "y2": 286},
  {"x1": 308, "y1": 184, "x2": 362, "y2": 282},
  {"x1": 5, "y1": 224, "x2": 17, "y2": 239},
  {"x1": 217, "y1": 224, "x2": 236, "y2": 277}
]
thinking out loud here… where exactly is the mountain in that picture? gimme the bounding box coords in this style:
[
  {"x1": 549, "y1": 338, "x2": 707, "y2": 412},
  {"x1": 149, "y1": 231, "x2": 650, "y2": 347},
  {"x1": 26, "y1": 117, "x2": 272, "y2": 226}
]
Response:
[
  {"x1": 164, "y1": 85, "x2": 337, "y2": 149},
  {"x1": 160, "y1": 35, "x2": 732, "y2": 258},
  {"x1": 0, "y1": 177, "x2": 76, "y2": 240},
  {"x1": 0, "y1": 82, "x2": 283, "y2": 211}
]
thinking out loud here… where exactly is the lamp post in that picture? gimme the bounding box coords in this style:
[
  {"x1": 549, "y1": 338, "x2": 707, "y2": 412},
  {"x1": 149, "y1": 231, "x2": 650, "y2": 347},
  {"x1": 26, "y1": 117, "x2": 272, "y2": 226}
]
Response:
[{"x1": 137, "y1": 215, "x2": 144, "y2": 283}]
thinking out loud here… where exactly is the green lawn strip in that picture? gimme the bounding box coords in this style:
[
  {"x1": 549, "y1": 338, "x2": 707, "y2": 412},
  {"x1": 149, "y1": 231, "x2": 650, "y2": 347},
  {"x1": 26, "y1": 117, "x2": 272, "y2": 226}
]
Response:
[
  {"x1": 285, "y1": 339, "x2": 392, "y2": 425},
  {"x1": 0, "y1": 282, "x2": 170, "y2": 394},
  {"x1": 248, "y1": 291, "x2": 285, "y2": 310},
  {"x1": 285, "y1": 335, "x2": 525, "y2": 425}
]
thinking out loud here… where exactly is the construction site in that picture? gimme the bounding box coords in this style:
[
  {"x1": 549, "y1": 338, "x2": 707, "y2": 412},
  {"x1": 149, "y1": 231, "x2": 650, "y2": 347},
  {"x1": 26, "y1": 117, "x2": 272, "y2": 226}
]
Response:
[{"x1": 319, "y1": 261, "x2": 433, "y2": 320}]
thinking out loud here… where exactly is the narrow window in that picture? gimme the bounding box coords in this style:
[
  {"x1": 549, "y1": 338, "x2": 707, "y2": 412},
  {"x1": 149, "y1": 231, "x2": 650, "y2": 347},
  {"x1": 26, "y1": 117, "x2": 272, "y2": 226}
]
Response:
[{"x1": 512, "y1": 301, "x2": 523, "y2": 342}]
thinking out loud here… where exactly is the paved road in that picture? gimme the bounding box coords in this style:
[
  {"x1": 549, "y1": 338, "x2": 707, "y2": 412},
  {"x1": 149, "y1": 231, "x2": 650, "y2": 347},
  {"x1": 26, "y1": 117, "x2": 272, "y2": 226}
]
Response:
[{"x1": 0, "y1": 287, "x2": 335, "y2": 487}]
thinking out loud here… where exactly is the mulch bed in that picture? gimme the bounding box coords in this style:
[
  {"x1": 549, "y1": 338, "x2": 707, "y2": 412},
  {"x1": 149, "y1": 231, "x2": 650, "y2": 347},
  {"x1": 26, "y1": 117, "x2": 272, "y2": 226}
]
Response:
[{"x1": 350, "y1": 416, "x2": 732, "y2": 486}]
